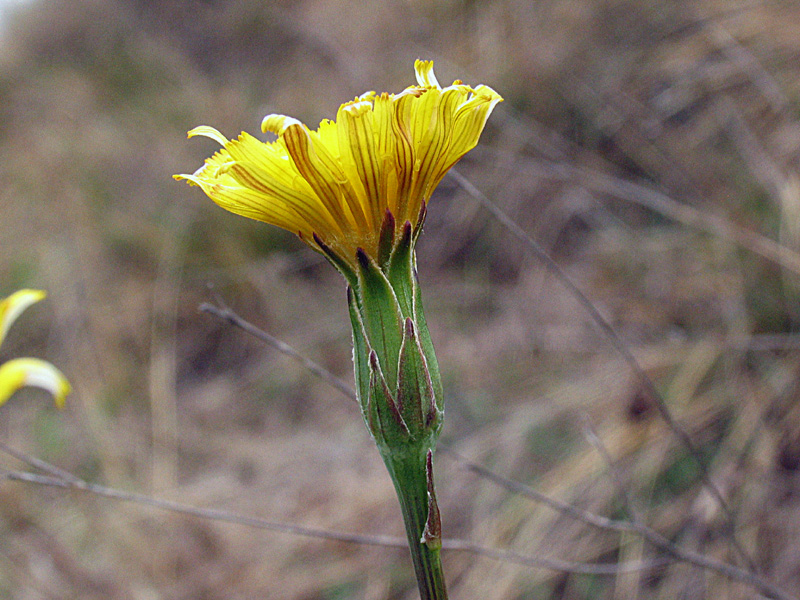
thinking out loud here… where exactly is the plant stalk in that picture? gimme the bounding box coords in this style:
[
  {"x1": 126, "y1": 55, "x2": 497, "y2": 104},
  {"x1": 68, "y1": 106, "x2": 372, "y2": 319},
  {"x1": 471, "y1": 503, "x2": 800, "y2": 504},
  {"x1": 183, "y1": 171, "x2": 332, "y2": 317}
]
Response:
[{"x1": 384, "y1": 449, "x2": 448, "y2": 600}]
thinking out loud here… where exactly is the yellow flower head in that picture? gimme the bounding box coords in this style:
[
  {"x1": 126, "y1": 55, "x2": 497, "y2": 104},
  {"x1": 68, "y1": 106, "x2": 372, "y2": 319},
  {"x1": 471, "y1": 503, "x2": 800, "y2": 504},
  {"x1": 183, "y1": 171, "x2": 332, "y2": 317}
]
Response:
[
  {"x1": 0, "y1": 290, "x2": 71, "y2": 409},
  {"x1": 175, "y1": 60, "x2": 502, "y2": 271}
]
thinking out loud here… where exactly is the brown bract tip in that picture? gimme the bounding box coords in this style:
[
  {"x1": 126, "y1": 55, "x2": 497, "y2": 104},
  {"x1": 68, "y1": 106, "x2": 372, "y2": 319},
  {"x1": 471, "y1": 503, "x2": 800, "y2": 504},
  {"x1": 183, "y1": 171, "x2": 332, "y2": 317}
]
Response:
[
  {"x1": 368, "y1": 349, "x2": 380, "y2": 370},
  {"x1": 382, "y1": 208, "x2": 396, "y2": 230},
  {"x1": 378, "y1": 210, "x2": 397, "y2": 266},
  {"x1": 404, "y1": 317, "x2": 415, "y2": 337},
  {"x1": 402, "y1": 220, "x2": 413, "y2": 240},
  {"x1": 312, "y1": 232, "x2": 326, "y2": 249},
  {"x1": 422, "y1": 449, "x2": 442, "y2": 546},
  {"x1": 356, "y1": 247, "x2": 371, "y2": 270}
]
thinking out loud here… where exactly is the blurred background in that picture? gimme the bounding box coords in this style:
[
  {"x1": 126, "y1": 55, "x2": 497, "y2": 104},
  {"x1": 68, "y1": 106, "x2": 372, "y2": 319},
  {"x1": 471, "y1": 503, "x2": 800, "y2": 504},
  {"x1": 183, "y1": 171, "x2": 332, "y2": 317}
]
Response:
[{"x1": 1, "y1": 0, "x2": 800, "y2": 598}]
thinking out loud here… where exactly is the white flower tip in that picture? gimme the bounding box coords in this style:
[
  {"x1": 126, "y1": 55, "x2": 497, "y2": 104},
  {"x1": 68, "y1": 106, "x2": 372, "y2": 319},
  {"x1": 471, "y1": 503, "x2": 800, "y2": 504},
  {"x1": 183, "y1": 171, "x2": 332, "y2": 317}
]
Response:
[
  {"x1": 0, "y1": 358, "x2": 71, "y2": 409},
  {"x1": 0, "y1": 289, "x2": 47, "y2": 347},
  {"x1": 414, "y1": 59, "x2": 440, "y2": 89},
  {"x1": 342, "y1": 99, "x2": 372, "y2": 117},
  {"x1": 261, "y1": 114, "x2": 303, "y2": 136},
  {"x1": 187, "y1": 126, "x2": 230, "y2": 147}
]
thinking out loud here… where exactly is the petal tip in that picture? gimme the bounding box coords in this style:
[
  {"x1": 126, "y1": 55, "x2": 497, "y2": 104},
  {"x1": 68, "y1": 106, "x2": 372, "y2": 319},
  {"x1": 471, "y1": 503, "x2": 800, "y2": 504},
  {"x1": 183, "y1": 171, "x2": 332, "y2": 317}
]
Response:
[
  {"x1": 414, "y1": 59, "x2": 440, "y2": 88},
  {"x1": 0, "y1": 358, "x2": 71, "y2": 409}
]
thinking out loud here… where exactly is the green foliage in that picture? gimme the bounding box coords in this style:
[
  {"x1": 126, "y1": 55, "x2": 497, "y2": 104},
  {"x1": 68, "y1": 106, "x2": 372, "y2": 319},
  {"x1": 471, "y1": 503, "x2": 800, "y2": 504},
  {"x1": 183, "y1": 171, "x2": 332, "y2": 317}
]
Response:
[
  {"x1": 321, "y1": 579, "x2": 361, "y2": 600},
  {"x1": 33, "y1": 408, "x2": 68, "y2": 461},
  {"x1": 651, "y1": 450, "x2": 702, "y2": 505},
  {"x1": 525, "y1": 417, "x2": 579, "y2": 474}
]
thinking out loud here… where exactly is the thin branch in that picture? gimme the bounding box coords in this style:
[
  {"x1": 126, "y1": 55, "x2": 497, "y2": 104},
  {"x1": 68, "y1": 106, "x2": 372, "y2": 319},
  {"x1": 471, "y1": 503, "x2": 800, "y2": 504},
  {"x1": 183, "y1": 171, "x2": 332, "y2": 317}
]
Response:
[
  {"x1": 199, "y1": 301, "x2": 357, "y2": 403},
  {"x1": 449, "y1": 168, "x2": 750, "y2": 562},
  {"x1": 440, "y1": 444, "x2": 635, "y2": 534},
  {"x1": 580, "y1": 417, "x2": 641, "y2": 524},
  {"x1": 537, "y1": 161, "x2": 800, "y2": 276},
  {"x1": 0, "y1": 468, "x2": 404, "y2": 548},
  {"x1": 442, "y1": 445, "x2": 796, "y2": 600},
  {"x1": 703, "y1": 20, "x2": 791, "y2": 115},
  {"x1": 198, "y1": 294, "x2": 792, "y2": 594},
  {"x1": 440, "y1": 538, "x2": 669, "y2": 575},
  {"x1": 0, "y1": 440, "x2": 82, "y2": 484},
  {"x1": 0, "y1": 465, "x2": 661, "y2": 577},
  {"x1": 746, "y1": 334, "x2": 800, "y2": 352}
]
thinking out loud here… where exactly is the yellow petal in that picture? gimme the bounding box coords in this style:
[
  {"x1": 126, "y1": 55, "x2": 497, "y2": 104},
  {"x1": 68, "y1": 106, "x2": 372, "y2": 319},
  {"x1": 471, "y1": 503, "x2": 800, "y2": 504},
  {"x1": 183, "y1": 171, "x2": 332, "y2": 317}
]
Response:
[
  {"x1": 338, "y1": 100, "x2": 382, "y2": 230},
  {"x1": 279, "y1": 121, "x2": 351, "y2": 237},
  {"x1": 0, "y1": 289, "x2": 46, "y2": 348},
  {"x1": 0, "y1": 357, "x2": 71, "y2": 409},
  {"x1": 187, "y1": 125, "x2": 230, "y2": 147},
  {"x1": 261, "y1": 113, "x2": 305, "y2": 136},
  {"x1": 177, "y1": 60, "x2": 503, "y2": 269},
  {"x1": 414, "y1": 59, "x2": 440, "y2": 88}
]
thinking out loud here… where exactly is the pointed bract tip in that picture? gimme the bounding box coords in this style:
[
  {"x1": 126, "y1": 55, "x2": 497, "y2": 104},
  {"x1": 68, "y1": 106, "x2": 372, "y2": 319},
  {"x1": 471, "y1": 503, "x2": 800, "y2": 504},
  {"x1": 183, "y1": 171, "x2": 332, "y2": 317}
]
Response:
[
  {"x1": 421, "y1": 449, "x2": 442, "y2": 547},
  {"x1": 402, "y1": 220, "x2": 413, "y2": 240},
  {"x1": 377, "y1": 209, "x2": 398, "y2": 266},
  {"x1": 426, "y1": 402, "x2": 439, "y2": 429},
  {"x1": 379, "y1": 210, "x2": 396, "y2": 243},
  {"x1": 412, "y1": 203, "x2": 428, "y2": 242},
  {"x1": 368, "y1": 349, "x2": 380, "y2": 370},
  {"x1": 404, "y1": 317, "x2": 415, "y2": 337},
  {"x1": 383, "y1": 208, "x2": 396, "y2": 229},
  {"x1": 356, "y1": 247, "x2": 371, "y2": 269}
]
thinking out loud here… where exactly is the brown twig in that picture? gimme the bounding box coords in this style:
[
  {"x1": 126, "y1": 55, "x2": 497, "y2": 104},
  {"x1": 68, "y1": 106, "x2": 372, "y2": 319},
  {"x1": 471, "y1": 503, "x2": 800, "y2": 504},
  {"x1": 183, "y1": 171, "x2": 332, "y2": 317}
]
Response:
[
  {"x1": 0, "y1": 467, "x2": 405, "y2": 548},
  {"x1": 578, "y1": 417, "x2": 796, "y2": 600},
  {"x1": 533, "y1": 161, "x2": 800, "y2": 276},
  {"x1": 199, "y1": 300, "x2": 357, "y2": 403},
  {"x1": 198, "y1": 296, "x2": 796, "y2": 598},
  {"x1": 449, "y1": 168, "x2": 753, "y2": 565},
  {"x1": 703, "y1": 20, "x2": 791, "y2": 115},
  {"x1": 440, "y1": 444, "x2": 634, "y2": 534},
  {"x1": 442, "y1": 443, "x2": 796, "y2": 600},
  {"x1": 0, "y1": 462, "x2": 662, "y2": 577}
]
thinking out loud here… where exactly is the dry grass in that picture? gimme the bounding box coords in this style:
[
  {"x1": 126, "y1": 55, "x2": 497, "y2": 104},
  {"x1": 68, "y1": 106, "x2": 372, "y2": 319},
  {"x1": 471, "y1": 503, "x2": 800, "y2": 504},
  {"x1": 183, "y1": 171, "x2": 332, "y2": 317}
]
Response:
[{"x1": 1, "y1": 0, "x2": 800, "y2": 598}]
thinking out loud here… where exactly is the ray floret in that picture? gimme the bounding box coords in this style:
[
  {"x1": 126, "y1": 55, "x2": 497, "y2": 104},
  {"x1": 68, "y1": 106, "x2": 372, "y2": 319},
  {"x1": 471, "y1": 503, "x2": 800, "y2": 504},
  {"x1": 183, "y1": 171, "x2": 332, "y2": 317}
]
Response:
[
  {"x1": 175, "y1": 60, "x2": 502, "y2": 273},
  {"x1": 0, "y1": 290, "x2": 70, "y2": 409}
]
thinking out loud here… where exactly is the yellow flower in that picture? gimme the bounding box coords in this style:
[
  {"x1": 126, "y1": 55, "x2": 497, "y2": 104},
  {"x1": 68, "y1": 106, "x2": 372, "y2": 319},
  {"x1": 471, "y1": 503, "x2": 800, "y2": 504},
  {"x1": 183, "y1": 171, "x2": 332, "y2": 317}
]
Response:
[
  {"x1": 175, "y1": 60, "x2": 502, "y2": 270},
  {"x1": 0, "y1": 290, "x2": 71, "y2": 409}
]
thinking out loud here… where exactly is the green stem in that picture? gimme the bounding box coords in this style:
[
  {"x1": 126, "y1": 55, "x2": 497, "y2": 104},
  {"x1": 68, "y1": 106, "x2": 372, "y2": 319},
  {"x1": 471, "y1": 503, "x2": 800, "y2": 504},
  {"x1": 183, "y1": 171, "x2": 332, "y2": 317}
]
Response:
[{"x1": 384, "y1": 450, "x2": 448, "y2": 600}]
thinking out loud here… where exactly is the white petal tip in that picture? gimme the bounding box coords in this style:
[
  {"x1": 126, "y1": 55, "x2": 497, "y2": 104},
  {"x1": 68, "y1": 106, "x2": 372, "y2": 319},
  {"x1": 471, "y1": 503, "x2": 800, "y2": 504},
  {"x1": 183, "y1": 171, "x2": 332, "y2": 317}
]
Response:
[
  {"x1": 0, "y1": 289, "x2": 47, "y2": 347},
  {"x1": 0, "y1": 358, "x2": 71, "y2": 409}
]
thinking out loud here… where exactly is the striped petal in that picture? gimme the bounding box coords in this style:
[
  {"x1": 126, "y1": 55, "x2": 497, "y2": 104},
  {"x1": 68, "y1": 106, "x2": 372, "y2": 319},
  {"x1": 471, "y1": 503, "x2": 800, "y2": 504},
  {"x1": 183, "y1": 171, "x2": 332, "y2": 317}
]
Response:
[{"x1": 175, "y1": 60, "x2": 502, "y2": 271}]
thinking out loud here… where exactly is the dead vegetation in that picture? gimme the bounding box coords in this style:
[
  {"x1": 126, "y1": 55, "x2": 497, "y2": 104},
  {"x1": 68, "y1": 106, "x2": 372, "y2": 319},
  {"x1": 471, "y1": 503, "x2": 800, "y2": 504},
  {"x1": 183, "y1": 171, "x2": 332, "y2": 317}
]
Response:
[{"x1": 1, "y1": 0, "x2": 800, "y2": 598}]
